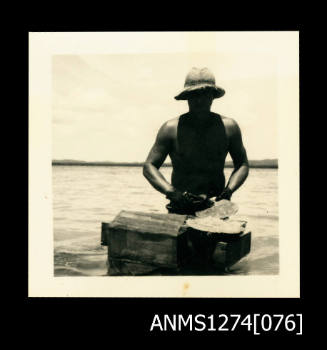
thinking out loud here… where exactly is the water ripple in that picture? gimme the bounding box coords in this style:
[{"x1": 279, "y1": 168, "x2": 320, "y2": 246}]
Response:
[{"x1": 53, "y1": 166, "x2": 279, "y2": 276}]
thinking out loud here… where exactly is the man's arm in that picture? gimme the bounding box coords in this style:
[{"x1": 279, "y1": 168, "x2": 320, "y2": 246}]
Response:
[
  {"x1": 223, "y1": 120, "x2": 249, "y2": 197},
  {"x1": 143, "y1": 122, "x2": 175, "y2": 195}
]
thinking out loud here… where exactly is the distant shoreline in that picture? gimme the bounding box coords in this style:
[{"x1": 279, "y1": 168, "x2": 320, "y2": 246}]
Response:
[{"x1": 52, "y1": 159, "x2": 278, "y2": 168}]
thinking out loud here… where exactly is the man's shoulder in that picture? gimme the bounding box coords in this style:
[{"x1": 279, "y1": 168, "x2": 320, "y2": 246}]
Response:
[
  {"x1": 160, "y1": 116, "x2": 181, "y2": 132},
  {"x1": 219, "y1": 114, "x2": 237, "y2": 126},
  {"x1": 157, "y1": 116, "x2": 180, "y2": 138},
  {"x1": 219, "y1": 114, "x2": 239, "y2": 129},
  {"x1": 164, "y1": 116, "x2": 180, "y2": 128},
  {"x1": 217, "y1": 114, "x2": 240, "y2": 137}
]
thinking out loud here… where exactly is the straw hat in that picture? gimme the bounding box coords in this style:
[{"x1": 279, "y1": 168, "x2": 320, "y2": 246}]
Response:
[{"x1": 174, "y1": 67, "x2": 225, "y2": 100}]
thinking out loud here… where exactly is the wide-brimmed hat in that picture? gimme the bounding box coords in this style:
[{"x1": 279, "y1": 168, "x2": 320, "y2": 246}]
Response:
[{"x1": 174, "y1": 67, "x2": 225, "y2": 100}]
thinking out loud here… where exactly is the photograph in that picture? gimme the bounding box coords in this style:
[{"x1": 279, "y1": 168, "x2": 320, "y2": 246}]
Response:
[{"x1": 29, "y1": 31, "x2": 299, "y2": 297}]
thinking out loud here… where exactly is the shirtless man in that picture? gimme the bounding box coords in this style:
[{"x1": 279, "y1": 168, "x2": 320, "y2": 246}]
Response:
[{"x1": 143, "y1": 67, "x2": 249, "y2": 216}]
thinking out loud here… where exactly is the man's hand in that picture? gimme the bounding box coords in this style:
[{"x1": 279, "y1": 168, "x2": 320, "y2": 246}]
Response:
[
  {"x1": 165, "y1": 190, "x2": 185, "y2": 203},
  {"x1": 166, "y1": 190, "x2": 214, "y2": 212},
  {"x1": 215, "y1": 187, "x2": 233, "y2": 202}
]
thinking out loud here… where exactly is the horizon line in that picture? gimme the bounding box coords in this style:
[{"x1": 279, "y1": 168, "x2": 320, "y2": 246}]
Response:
[
  {"x1": 52, "y1": 159, "x2": 278, "y2": 168},
  {"x1": 52, "y1": 158, "x2": 278, "y2": 163}
]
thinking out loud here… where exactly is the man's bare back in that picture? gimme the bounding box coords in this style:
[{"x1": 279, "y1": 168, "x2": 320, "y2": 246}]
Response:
[
  {"x1": 144, "y1": 112, "x2": 248, "y2": 198},
  {"x1": 163, "y1": 112, "x2": 241, "y2": 196},
  {"x1": 143, "y1": 68, "x2": 249, "y2": 215}
]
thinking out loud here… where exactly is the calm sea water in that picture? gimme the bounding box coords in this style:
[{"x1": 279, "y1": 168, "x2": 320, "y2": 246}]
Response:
[{"x1": 53, "y1": 166, "x2": 279, "y2": 276}]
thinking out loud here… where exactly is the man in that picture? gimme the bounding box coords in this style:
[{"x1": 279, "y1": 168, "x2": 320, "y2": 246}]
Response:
[{"x1": 143, "y1": 67, "x2": 249, "y2": 216}]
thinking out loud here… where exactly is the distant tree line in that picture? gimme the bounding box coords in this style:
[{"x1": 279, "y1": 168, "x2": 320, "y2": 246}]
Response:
[{"x1": 52, "y1": 159, "x2": 278, "y2": 168}]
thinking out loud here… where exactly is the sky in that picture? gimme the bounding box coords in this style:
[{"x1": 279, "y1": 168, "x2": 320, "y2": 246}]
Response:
[{"x1": 52, "y1": 52, "x2": 283, "y2": 162}]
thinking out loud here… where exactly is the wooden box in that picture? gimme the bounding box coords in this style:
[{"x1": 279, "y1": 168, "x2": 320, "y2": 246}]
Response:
[
  {"x1": 102, "y1": 211, "x2": 188, "y2": 275},
  {"x1": 101, "y1": 210, "x2": 251, "y2": 276}
]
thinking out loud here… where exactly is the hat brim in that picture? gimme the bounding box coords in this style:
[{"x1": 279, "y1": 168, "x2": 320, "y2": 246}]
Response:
[{"x1": 174, "y1": 84, "x2": 225, "y2": 100}]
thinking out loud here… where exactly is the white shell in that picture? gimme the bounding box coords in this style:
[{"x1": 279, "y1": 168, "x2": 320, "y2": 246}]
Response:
[
  {"x1": 195, "y1": 199, "x2": 239, "y2": 219},
  {"x1": 186, "y1": 217, "x2": 247, "y2": 234}
]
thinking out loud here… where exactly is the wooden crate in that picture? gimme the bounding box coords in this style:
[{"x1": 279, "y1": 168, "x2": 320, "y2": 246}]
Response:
[
  {"x1": 101, "y1": 210, "x2": 251, "y2": 275},
  {"x1": 102, "y1": 211, "x2": 188, "y2": 275}
]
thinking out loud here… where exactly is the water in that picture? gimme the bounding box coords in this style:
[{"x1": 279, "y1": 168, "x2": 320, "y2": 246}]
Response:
[{"x1": 53, "y1": 166, "x2": 279, "y2": 276}]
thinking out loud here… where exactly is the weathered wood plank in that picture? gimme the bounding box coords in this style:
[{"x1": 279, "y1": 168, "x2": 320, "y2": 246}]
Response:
[
  {"x1": 108, "y1": 227, "x2": 179, "y2": 267},
  {"x1": 109, "y1": 210, "x2": 187, "y2": 237}
]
